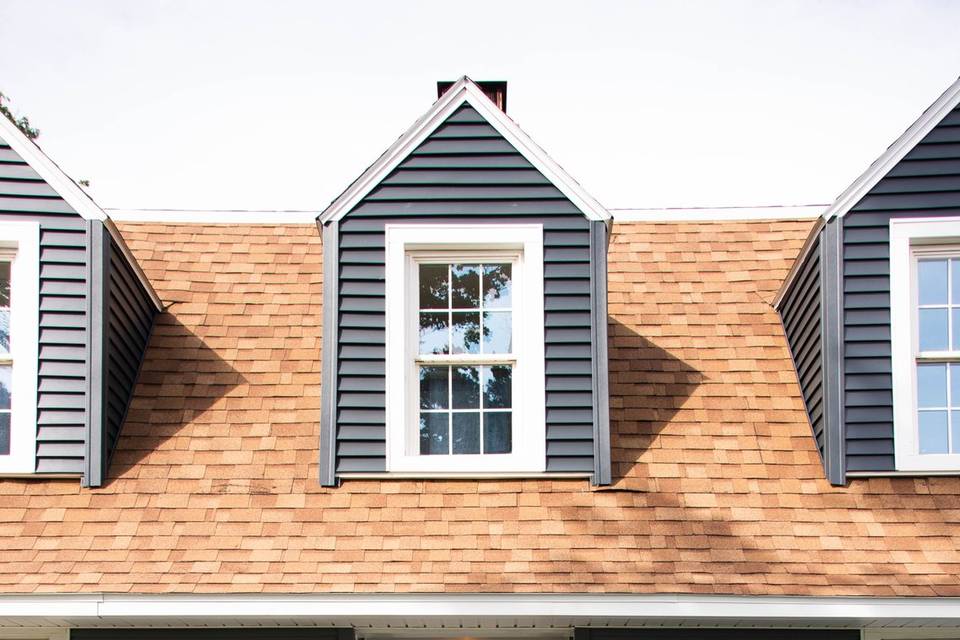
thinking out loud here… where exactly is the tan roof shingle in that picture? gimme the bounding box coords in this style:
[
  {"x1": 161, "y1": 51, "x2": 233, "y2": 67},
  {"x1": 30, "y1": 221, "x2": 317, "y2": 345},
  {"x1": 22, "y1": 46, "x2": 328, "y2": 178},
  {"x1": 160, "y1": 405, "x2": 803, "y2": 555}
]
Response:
[{"x1": 1, "y1": 218, "x2": 959, "y2": 596}]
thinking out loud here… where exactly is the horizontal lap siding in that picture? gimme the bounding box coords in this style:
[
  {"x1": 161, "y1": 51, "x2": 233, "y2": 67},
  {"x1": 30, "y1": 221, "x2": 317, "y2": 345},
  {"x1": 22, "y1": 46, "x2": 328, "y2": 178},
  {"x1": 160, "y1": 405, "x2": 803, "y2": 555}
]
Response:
[
  {"x1": 335, "y1": 105, "x2": 594, "y2": 473},
  {"x1": 779, "y1": 230, "x2": 825, "y2": 461},
  {"x1": 843, "y1": 105, "x2": 960, "y2": 472},
  {"x1": 0, "y1": 133, "x2": 88, "y2": 474},
  {"x1": 103, "y1": 237, "x2": 156, "y2": 465}
]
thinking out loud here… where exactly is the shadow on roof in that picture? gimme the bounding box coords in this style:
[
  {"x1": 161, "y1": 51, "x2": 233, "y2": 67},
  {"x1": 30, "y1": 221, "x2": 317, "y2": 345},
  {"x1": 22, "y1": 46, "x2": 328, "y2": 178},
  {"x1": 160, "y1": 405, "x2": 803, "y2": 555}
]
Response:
[
  {"x1": 607, "y1": 317, "x2": 705, "y2": 484},
  {"x1": 105, "y1": 312, "x2": 247, "y2": 484}
]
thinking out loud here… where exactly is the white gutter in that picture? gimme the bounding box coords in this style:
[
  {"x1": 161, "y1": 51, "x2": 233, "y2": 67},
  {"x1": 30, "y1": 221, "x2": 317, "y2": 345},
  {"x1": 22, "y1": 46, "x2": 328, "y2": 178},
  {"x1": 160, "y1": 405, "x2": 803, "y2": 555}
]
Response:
[{"x1": 1, "y1": 593, "x2": 959, "y2": 627}]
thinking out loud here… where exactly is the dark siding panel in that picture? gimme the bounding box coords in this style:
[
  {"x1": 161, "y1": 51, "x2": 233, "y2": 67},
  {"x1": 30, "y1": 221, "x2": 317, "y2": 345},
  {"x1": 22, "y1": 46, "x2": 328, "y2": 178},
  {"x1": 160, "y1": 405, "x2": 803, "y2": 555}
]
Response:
[
  {"x1": 334, "y1": 104, "x2": 595, "y2": 474},
  {"x1": 778, "y1": 231, "x2": 825, "y2": 462},
  {"x1": 0, "y1": 132, "x2": 87, "y2": 475},
  {"x1": 842, "y1": 104, "x2": 960, "y2": 472},
  {"x1": 101, "y1": 236, "x2": 157, "y2": 470}
]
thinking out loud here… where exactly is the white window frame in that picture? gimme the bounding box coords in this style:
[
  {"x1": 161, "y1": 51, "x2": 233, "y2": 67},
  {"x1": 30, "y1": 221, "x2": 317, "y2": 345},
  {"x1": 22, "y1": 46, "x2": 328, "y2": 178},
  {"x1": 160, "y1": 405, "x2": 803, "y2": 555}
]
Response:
[
  {"x1": 890, "y1": 216, "x2": 960, "y2": 471},
  {"x1": 384, "y1": 223, "x2": 545, "y2": 474},
  {"x1": 0, "y1": 221, "x2": 39, "y2": 474}
]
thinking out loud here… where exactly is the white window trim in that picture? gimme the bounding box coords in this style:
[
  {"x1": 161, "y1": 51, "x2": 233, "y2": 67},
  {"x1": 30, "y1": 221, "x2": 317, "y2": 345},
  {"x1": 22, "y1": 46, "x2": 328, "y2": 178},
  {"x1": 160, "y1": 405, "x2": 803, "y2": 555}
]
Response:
[
  {"x1": 0, "y1": 221, "x2": 39, "y2": 474},
  {"x1": 890, "y1": 216, "x2": 960, "y2": 472},
  {"x1": 384, "y1": 223, "x2": 545, "y2": 474}
]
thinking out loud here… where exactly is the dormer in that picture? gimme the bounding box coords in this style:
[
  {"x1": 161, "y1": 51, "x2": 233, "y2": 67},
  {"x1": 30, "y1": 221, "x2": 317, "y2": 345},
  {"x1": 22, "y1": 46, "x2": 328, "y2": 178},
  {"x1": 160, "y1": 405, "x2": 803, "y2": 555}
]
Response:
[
  {"x1": 317, "y1": 77, "x2": 612, "y2": 485},
  {"x1": 777, "y1": 75, "x2": 960, "y2": 485},
  {"x1": 0, "y1": 112, "x2": 160, "y2": 486}
]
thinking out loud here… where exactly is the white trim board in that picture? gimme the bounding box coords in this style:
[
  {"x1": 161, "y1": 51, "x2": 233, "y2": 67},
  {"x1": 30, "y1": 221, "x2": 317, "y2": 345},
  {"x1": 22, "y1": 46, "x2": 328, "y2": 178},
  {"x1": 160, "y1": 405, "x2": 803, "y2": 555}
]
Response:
[
  {"x1": 0, "y1": 112, "x2": 105, "y2": 222},
  {"x1": 0, "y1": 115, "x2": 162, "y2": 311},
  {"x1": 612, "y1": 204, "x2": 825, "y2": 222},
  {"x1": 1, "y1": 593, "x2": 960, "y2": 628},
  {"x1": 823, "y1": 74, "x2": 960, "y2": 222},
  {"x1": 106, "y1": 209, "x2": 320, "y2": 224},
  {"x1": 318, "y1": 76, "x2": 611, "y2": 224}
]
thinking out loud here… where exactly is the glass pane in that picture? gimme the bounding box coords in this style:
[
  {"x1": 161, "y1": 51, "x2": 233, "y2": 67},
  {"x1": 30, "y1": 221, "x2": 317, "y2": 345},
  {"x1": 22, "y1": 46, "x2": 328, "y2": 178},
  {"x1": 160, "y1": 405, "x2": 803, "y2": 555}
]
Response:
[
  {"x1": 452, "y1": 412, "x2": 480, "y2": 454},
  {"x1": 451, "y1": 311, "x2": 480, "y2": 354},
  {"x1": 419, "y1": 312, "x2": 449, "y2": 354},
  {"x1": 953, "y1": 411, "x2": 960, "y2": 454},
  {"x1": 483, "y1": 412, "x2": 512, "y2": 454},
  {"x1": 953, "y1": 309, "x2": 960, "y2": 351},
  {"x1": 451, "y1": 264, "x2": 480, "y2": 308},
  {"x1": 451, "y1": 366, "x2": 479, "y2": 409},
  {"x1": 419, "y1": 366, "x2": 448, "y2": 410},
  {"x1": 482, "y1": 365, "x2": 512, "y2": 409},
  {"x1": 483, "y1": 264, "x2": 512, "y2": 309},
  {"x1": 0, "y1": 365, "x2": 11, "y2": 411},
  {"x1": 919, "y1": 410, "x2": 949, "y2": 454},
  {"x1": 482, "y1": 311, "x2": 512, "y2": 354},
  {"x1": 0, "y1": 413, "x2": 9, "y2": 456},
  {"x1": 0, "y1": 261, "x2": 9, "y2": 355},
  {"x1": 919, "y1": 259, "x2": 949, "y2": 305},
  {"x1": 917, "y1": 363, "x2": 947, "y2": 408},
  {"x1": 419, "y1": 264, "x2": 448, "y2": 309},
  {"x1": 953, "y1": 259, "x2": 960, "y2": 304},
  {"x1": 952, "y1": 364, "x2": 960, "y2": 407},
  {"x1": 919, "y1": 308, "x2": 949, "y2": 351},
  {"x1": 419, "y1": 412, "x2": 449, "y2": 455}
]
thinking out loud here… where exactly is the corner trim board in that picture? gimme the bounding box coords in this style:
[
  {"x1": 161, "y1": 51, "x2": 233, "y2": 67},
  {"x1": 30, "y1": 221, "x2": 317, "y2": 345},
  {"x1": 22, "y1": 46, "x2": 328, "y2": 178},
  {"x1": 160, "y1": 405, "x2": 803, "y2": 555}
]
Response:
[
  {"x1": 319, "y1": 221, "x2": 340, "y2": 486},
  {"x1": 83, "y1": 222, "x2": 108, "y2": 488},
  {"x1": 589, "y1": 220, "x2": 611, "y2": 485},
  {"x1": 821, "y1": 218, "x2": 846, "y2": 485}
]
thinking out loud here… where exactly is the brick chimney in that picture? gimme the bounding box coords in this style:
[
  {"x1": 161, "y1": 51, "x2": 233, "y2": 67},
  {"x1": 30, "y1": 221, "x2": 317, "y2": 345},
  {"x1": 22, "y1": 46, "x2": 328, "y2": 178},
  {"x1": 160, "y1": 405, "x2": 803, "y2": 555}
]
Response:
[{"x1": 437, "y1": 80, "x2": 507, "y2": 113}]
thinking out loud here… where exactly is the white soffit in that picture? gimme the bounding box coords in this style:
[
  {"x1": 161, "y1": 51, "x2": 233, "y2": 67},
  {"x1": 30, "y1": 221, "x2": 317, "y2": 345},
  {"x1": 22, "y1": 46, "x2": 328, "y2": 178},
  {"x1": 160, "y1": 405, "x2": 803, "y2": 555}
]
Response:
[
  {"x1": 317, "y1": 76, "x2": 611, "y2": 224},
  {"x1": 823, "y1": 74, "x2": 960, "y2": 221}
]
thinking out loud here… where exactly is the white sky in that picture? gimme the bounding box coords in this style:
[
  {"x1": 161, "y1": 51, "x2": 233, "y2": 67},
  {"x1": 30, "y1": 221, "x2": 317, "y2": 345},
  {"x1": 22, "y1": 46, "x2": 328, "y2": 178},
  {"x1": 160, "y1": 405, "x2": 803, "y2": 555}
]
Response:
[{"x1": 1, "y1": 0, "x2": 959, "y2": 212}]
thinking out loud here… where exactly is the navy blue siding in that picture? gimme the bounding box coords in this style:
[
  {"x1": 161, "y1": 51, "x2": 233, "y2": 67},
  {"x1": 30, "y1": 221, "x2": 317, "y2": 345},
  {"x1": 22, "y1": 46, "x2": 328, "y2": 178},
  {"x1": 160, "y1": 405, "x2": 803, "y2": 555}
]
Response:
[
  {"x1": 102, "y1": 235, "x2": 156, "y2": 468},
  {"x1": 779, "y1": 229, "x2": 825, "y2": 461},
  {"x1": 334, "y1": 105, "x2": 596, "y2": 474},
  {"x1": 0, "y1": 132, "x2": 88, "y2": 474},
  {"x1": 842, "y1": 105, "x2": 960, "y2": 472}
]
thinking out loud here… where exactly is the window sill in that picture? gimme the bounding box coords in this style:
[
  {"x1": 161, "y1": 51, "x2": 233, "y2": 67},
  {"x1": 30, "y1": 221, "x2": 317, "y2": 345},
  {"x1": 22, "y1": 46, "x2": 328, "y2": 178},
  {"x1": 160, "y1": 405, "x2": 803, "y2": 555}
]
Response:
[
  {"x1": 847, "y1": 469, "x2": 960, "y2": 477},
  {"x1": 338, "y1": 471, "x2": 591, "y2": 481}
]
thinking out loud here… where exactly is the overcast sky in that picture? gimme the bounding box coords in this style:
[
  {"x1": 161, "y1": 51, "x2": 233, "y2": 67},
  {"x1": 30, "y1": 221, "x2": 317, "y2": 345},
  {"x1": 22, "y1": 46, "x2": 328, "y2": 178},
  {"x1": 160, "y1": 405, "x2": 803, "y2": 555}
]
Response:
[{"x1": 1, "y1": 0, "x2": 959, "y2": 212}]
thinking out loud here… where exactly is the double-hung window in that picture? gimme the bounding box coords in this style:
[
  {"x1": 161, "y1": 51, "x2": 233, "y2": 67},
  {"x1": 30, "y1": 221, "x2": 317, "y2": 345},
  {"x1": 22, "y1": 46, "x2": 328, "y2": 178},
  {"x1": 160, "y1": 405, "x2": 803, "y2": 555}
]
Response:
[
  {"x1": 385, "y1": 224, "x2": 545, "y2": 474},
  {"x1": 891, "y1": 217, "x2": 960, "y2": 471}
]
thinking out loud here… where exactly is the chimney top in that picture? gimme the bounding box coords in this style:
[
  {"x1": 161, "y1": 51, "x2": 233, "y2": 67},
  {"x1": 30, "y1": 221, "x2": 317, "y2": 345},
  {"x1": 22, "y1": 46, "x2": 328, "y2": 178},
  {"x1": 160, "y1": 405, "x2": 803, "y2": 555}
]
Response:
[{"x1": 437, "y1": 80, "x2": 507, "y2": 113}]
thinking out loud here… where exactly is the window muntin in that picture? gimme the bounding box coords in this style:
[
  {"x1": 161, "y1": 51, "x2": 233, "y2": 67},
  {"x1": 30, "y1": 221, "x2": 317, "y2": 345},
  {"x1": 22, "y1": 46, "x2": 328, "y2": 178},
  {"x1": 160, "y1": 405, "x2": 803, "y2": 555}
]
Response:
[
  {"x1": 383, "y1": 223, "x2": 545, "y2": 475},
  {"x1": 415, "y1": 259, "x2": 515, "y2": 457}
]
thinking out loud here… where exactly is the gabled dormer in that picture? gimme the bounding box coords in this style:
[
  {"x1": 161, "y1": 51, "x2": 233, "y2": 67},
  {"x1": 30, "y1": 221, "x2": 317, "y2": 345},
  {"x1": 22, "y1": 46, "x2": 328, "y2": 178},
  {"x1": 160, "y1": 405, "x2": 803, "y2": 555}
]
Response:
[
  {"x1": 0, "y1": 111, "x2": 161, "y2": 486},
  {"x1": 777, "y1": 75, "x2": 960, "y2": 485},
  {"x1": 317, "y1": 77, "x2": 612, "y2": 486}
]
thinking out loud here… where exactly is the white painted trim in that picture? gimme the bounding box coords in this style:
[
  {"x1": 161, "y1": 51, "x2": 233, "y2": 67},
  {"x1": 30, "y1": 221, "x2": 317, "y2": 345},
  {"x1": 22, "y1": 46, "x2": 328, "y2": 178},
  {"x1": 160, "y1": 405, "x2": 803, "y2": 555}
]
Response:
[
  {"x1": 0, "y1": 222, "x2": 39, "y2": 474},
  {"x1": 106, "y1": 208, "x2": 320, "y2": 224},
  {"x1": 613, "y1": 204, "x2": 826, "y2": 222},
  {"x1": 103, "y1": 218, "x2": 163, "y2": 312},
  {"x1": 0, "y1": 111, "x2": 105, "y2": 222},
  {"x1": 339, "y1": 471, "x2": 590, "y2": 480},
  {"x1": 824, "y1": 75, "x2": 960, "y2": 222},
  {"x1": 865, "y1": 629, "x2": 960, "y2": 640},
  {"x1": 772, "y1": 216, "x2": 826, "y2": 310},
  {"x1": 0, "y1": 117, "x2": 162, "y2": 311},
  {"x1": 384, "y1": 223, "x2": 546, "y2": 474},
  {"x1": 318, "y1": 76, "x2": 611, "y2": 224},
  {"x1": 1, "y1": 593, "x2": 960, "y2": 625},
  {"x1": 890, "y1": 216, "x2": 960, "y2": 472}
]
